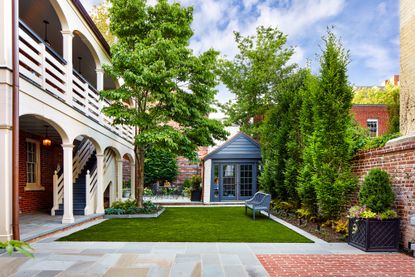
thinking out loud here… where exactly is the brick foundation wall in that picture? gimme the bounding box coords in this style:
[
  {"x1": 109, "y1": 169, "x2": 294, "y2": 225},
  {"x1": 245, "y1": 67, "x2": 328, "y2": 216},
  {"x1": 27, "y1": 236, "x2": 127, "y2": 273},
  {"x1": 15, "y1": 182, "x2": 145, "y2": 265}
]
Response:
[
  {"x1": 351, "y1": 104, "x2": 390, "y2": 136},
  {"x1": 351, "y1": 139, "x2": 415, "y2": 248},
  {"x1": 19, "y1": 131, "x2": 63, "y2": 213}
]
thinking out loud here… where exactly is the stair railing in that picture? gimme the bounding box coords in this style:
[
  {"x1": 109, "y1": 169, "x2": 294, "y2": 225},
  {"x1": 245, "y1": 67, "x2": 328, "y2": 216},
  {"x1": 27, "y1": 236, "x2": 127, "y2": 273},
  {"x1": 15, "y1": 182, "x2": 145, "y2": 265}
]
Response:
[
  {"x1": 51, "y1": 169, "x2": 64, "y2": 215},
  {"x1": 85, "y1": 148, "x2": 113, "y2": 214},
  {"x1": 73, "y1": 138, "x2": 95, "y2": 181},
  {"x1": 51, "y1": 138, "x2": 96, "y2": 215}
]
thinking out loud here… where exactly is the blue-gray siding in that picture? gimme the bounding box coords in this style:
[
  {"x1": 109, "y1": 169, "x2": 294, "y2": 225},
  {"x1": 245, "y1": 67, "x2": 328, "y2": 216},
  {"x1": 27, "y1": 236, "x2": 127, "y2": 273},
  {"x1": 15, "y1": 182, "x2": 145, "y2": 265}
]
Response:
[{"x1": 205, "y1": 134, "x2": 261, "y2": 160}]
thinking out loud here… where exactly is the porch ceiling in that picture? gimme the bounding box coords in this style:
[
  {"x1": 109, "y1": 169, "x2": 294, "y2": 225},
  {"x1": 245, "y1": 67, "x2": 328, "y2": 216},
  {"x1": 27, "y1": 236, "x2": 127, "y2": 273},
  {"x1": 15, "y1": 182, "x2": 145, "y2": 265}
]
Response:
[{"x1": 20, "y1": 115, "x2": 62, "y2": 144}]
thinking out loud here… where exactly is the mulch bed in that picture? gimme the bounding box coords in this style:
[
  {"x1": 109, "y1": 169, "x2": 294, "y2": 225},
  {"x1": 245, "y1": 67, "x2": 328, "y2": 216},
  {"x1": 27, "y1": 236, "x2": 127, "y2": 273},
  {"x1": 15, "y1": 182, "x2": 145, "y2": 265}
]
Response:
[{"x1": 271, "y1": 211, "x2": 345, "y2": 242}]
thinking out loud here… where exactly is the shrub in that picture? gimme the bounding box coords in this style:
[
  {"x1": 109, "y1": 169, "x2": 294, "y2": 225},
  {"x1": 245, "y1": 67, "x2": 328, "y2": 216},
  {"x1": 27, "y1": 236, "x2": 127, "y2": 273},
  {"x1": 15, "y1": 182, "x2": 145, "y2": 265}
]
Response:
[
  {"x1": 359, "y1": 169, "x2": 394, "y2": 213},
  {"x1": 106, "y1": 199, "x2": 160, "y2": 214},
  {"x1": 334, "y1": 219, "x2": 348, "y2": 235},
  {"x1": 183, "y1": 179, "x2": 191, "y2": 189}
]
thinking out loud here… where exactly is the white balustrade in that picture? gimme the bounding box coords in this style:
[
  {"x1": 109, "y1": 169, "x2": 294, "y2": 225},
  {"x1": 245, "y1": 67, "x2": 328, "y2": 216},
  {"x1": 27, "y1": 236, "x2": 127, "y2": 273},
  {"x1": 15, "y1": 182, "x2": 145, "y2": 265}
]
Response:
[{"x1": 18, "y1": 20, "x2": 134, "y2": 142}]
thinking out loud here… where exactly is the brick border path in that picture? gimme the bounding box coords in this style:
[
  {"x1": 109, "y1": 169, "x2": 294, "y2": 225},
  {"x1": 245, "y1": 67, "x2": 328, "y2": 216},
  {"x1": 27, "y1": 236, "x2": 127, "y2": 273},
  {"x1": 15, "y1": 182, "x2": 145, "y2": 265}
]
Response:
[{"x1": 257, "y1": 254, "x2": 415, "y2": 277}]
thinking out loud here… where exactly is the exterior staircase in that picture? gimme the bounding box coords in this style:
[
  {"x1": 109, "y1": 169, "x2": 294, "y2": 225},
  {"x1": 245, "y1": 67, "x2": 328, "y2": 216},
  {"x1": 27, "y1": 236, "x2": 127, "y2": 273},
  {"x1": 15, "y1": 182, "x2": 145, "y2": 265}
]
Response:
[{"x1": 55, "y1": 153, "x2": 96, "y2": 216}]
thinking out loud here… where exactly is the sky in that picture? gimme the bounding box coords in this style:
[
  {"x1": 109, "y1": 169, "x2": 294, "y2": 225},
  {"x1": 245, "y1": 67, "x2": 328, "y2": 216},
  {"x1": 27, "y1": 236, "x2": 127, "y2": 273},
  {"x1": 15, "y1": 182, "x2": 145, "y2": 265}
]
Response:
[{"x1": 81, "y1": 0, "x2": 400, "y2": 104}]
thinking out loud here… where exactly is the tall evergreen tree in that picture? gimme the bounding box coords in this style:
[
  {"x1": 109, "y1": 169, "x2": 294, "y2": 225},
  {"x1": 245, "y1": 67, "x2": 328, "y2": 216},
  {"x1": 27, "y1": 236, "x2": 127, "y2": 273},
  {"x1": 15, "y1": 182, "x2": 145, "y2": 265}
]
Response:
[
  {"x1": 101, "y1": 0, "x2": 227, "y2": 207},
  {"x1": 298, "y1": 31, "x2": 356, "y2": 219},
  {"x1": 259, "y1": 69, "x2": 309, "y2": 202}
]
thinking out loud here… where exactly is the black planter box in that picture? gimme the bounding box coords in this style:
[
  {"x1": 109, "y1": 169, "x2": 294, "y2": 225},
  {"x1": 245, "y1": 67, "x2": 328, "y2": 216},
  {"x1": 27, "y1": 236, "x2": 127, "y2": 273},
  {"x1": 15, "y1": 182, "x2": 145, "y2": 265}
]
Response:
[
  {"x1": 190, "y1": 190, "x2": 201, "y2": 201},
  {"x1": 348, "y1": 217, "x2": 400, "y2": 252}
]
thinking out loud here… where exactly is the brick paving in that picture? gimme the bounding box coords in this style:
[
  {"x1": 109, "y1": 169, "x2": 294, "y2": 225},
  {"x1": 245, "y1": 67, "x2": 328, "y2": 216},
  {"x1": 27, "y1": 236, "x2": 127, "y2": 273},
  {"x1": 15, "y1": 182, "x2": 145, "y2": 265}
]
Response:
[{"x1": 257, "y1": 254, "x2": 415, "y2": 277}]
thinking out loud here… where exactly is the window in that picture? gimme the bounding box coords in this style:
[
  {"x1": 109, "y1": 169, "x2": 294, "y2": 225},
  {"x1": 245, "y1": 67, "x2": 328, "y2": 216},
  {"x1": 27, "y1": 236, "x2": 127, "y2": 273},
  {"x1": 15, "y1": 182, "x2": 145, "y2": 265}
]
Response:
[
  {"x1": 367, "y1": 119, "x2": 378, "y2": 137},
  {"x1": 25, "y1": 139, "x2": 44, "y2": 191}
]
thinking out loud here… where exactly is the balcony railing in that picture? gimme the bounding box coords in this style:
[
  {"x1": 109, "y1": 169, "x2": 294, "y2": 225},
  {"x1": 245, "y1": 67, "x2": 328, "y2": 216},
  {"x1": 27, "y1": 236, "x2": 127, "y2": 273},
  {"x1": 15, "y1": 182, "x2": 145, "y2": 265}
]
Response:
[{"x1": 18, "y1": 20, "x2": 134, "y2": 142}]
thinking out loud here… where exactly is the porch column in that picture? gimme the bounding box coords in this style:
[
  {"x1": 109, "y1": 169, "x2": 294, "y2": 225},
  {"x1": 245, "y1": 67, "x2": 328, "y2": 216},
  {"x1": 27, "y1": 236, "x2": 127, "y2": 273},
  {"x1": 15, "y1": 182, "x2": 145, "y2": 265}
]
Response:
[
  {"x1": 62, "y1": 144, "x2": 74, "y2": 224},
  {"x1": 117, "y1": 159, "x2": 123, "y2": 200},
  {"x1": 96, "y1": 154, "x2": 105, "y2": 213},
  {"x1": 96, "y1": 68, "x2": 104, "y2": 123},
  {"x1": 61, "y1": 30, "x2": 73, "y2": 104},
  {"x1": 131, "y1": 162, "x2": 135, "y2": 199},
  {"x1": 0, "y1": 0, "x2": 13, "y2": 242}
]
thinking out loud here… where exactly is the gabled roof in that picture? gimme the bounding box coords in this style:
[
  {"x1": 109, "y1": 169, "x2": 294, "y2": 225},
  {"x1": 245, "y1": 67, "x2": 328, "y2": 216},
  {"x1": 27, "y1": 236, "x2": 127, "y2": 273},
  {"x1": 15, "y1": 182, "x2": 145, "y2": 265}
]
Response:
[{"x1": 203, "y1": 132, "x2": 261, "y2": 161}]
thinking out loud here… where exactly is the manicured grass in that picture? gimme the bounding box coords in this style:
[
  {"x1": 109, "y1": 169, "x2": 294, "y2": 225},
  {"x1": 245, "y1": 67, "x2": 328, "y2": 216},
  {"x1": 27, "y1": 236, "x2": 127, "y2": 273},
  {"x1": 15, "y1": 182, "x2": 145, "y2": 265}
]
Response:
[{"x1": 59, "y1": 207, "x2": 312, "y2": 243}]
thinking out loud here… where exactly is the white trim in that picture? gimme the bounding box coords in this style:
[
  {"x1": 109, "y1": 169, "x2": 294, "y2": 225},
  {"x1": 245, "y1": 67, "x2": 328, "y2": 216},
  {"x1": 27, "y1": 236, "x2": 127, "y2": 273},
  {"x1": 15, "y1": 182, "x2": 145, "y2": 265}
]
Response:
[
  {"x1": 25, "y1": 138, "x2": 45, "y2": 191},
  {"x1": 367, "y1": 118, "x2": 379, "y2": 137}
]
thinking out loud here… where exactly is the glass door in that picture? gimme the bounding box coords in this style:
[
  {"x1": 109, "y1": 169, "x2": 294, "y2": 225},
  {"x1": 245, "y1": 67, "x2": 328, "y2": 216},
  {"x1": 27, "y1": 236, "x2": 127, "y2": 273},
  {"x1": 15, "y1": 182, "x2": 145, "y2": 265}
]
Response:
[
  {"x1": 221, "y1": 164, "x2": 237, "y2": 200},
  {"x1": 238, "y1": 164, "x2": 253, "y2": 200}
]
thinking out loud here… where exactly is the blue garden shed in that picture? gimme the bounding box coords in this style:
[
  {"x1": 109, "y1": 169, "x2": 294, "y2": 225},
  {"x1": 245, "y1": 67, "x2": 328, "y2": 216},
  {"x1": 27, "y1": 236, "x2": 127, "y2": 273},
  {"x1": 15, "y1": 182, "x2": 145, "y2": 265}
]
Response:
[{"x1": 202, "y1": 132, "x2": 261, "y2": 203}]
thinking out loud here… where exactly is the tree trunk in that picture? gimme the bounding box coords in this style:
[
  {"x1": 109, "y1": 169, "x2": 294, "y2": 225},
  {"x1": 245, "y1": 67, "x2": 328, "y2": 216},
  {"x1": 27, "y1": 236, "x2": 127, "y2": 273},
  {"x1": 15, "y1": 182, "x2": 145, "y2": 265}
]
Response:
[{"x1": 135, "y1": 145, "x2": 145, "y2": 208}]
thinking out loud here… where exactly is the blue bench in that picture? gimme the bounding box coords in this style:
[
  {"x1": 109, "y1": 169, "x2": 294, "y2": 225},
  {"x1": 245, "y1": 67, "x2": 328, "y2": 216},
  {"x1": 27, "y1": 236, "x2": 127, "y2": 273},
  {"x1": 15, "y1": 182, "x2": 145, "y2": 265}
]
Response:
[{"x1": 245, "y1": 192, "x2": 271, "y2": 220}]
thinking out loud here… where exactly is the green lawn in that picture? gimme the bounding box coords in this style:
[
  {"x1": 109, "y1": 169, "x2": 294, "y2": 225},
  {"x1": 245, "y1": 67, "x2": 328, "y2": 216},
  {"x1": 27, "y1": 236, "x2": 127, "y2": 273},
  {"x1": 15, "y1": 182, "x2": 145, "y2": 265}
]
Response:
[{"x1": 59, "y1": 207, "x2": 312, "y2": 243}]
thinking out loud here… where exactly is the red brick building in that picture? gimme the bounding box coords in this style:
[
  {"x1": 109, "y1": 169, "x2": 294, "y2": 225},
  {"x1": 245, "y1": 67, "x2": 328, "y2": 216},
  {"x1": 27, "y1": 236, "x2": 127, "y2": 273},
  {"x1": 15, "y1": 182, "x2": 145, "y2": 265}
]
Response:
[{"x1": 351, "y1": 104, "x2": 390, "y2": 137}]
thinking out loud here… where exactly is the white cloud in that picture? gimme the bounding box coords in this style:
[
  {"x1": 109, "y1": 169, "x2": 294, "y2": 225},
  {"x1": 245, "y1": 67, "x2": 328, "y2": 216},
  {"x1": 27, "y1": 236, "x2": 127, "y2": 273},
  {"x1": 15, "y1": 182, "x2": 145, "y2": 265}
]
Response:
[{"x1": 352, "y1": 43, "x2": 394, "y2": 76}]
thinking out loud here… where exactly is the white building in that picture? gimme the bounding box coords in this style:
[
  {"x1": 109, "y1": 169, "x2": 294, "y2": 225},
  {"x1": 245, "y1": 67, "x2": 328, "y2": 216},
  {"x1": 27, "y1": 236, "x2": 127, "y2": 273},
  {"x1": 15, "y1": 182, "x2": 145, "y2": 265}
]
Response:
[{"x1": 0, "y1": 0, "x2": 135, "y2": 241}]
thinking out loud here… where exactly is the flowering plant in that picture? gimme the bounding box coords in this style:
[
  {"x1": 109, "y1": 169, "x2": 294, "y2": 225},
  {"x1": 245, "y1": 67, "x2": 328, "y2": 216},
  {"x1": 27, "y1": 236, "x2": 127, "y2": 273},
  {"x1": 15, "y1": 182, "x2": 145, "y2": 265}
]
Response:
[{"x1": 348, "y1": 205, "x2": 397, "y2": 220}]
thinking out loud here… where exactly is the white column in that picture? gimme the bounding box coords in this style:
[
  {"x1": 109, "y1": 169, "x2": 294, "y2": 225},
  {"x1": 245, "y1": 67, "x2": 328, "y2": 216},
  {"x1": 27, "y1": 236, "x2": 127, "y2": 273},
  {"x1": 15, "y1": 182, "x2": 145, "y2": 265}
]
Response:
[
  {"x1": 130, "y1": 162, "x2": 135, "y2": 199},
  {"x1": 0, "y1": 0, "x2": 15, "y2": 240},
  {"x1": 96, "y1": 67, "x2": 104, "y2": 91},
  {"x1": 61, "y1": 30, "x2": 73, "y2": 104},
  {"x1": 96, "y1": 154, "x2": 105, "y2": 213},
  {"x1": 62, "y1": 144, "x2": 74, "y2": 224},
  {"x1": 117, "y1": 160, "x2": 123, "y2": 200}
]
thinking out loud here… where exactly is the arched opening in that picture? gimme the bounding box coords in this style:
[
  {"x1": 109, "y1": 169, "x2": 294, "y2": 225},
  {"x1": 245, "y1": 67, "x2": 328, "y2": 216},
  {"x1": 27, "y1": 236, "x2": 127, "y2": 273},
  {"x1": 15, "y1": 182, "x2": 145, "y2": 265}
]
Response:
[
  {"x1": 18, "y1": 115, "x2": 65, "y2": 217},
  {"x1": 66, "y1": 135, "x2": 99, "y2": 216},
  {"x1": 19, "y1": 0, "x2": 66, "y2": 56},
  {"x1": 73, "y1": 31, "x2": 100, "y2": 88}
]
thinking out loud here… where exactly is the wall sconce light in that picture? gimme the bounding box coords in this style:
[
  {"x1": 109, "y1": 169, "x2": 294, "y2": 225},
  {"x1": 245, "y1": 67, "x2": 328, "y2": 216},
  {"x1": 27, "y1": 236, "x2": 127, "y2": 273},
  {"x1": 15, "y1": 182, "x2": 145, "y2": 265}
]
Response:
[{"x1": 42, "y1": 125, "x2": 52, "y2": 146}]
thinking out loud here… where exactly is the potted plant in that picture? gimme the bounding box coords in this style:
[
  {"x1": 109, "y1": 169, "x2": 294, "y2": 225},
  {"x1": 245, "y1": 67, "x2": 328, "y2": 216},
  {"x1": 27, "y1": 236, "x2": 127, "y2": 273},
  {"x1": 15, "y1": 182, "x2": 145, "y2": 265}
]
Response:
[
  {"x1": 348, "y1": 169, "x2": 399, "y2": 252},
  {"x1": 190, "y1": 175, "x2": 202, "y2": 201}
]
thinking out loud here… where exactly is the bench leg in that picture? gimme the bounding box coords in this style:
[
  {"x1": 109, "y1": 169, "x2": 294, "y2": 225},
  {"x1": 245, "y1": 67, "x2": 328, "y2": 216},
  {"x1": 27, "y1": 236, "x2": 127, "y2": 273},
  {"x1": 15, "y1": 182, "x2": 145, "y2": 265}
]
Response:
[
  {"x1": 268, "y1": 209, "x2": 270, "y2": 218},
  {"x1": 253, "y1": 209, "x2": 256, "y2": 220},
  {"x1": 245, "y1": 206, "x2": 247, "y2": 215}
]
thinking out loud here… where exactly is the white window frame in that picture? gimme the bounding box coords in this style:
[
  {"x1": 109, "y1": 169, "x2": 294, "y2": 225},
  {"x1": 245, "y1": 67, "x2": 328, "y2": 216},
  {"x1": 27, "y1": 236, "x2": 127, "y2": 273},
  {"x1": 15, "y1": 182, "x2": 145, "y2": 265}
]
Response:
[
  {"x1": 25, "y1": 138, "x2": 45, "y2": 191},
  {"x1": 367, "y1": 118, "x2": 379, "y2": 137}
]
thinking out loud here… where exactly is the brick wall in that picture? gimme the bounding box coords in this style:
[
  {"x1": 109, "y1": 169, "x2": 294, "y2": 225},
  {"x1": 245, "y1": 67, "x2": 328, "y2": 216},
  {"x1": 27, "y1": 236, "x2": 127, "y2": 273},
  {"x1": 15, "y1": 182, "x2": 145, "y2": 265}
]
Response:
[
  {"x1": 19, "y1": 131, "x2": 63, "y2": 213},
  {"x1": 400, "y1": 0, "x2": 415, "y2": 135},
  {"x1": 351, "y1": 139, "x2": 415, "y2": 248},
  {"x1": 175, "y1": 147, "x2": 208, "y2": 184},
  {"x1": 351, "y1": 104, "x2": 389, "y2": 136}
]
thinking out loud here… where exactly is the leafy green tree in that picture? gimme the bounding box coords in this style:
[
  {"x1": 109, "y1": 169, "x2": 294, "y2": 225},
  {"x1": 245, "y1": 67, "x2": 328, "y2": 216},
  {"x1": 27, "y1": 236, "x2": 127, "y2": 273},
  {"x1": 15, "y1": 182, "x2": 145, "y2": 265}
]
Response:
[
  {"x1": 90, "y1": 0, "x2": 116, "y2": 45},
  {"x1": 102, "y1": 0, "x2": 227, "y2": 207},
  {"x1": 219, "y1": 26, "x2": 296, "y2": 137},
  {"x1": 298, "y1": 31, "x2": 356, "y2": 219},
  {"x1": 144, "y1": 149, "x2": 178, "y2": 185}
]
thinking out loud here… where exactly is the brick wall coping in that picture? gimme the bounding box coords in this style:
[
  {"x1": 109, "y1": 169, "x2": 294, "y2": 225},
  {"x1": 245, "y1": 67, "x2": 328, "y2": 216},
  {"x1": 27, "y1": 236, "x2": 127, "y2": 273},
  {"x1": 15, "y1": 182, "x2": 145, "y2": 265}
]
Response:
[{"x1": 354, "y1": 135, "x2": 415, "y2": 158}]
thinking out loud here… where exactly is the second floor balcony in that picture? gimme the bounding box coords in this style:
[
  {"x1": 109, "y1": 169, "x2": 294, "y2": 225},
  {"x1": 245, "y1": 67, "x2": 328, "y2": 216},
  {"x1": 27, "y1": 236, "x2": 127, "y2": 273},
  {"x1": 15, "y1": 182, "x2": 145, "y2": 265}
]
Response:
[{"x1": 18, "y1": 0, "x2": 134, "y2": 143}]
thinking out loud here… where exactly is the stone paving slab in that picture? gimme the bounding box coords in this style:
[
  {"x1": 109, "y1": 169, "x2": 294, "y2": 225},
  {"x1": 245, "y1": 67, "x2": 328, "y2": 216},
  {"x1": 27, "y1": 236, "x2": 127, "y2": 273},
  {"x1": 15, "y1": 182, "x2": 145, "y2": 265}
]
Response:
[
  {"x1": 257, "y1": 254, "x2": 415, "y2": 277},
  {"x1": 1, "y1": 240, "x2": 372, "y2": 277}
]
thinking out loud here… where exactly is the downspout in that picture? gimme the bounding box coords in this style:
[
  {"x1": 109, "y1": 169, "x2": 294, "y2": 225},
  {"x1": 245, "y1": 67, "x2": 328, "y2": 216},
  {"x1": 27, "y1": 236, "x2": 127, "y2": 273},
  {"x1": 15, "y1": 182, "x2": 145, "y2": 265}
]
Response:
[{"x1": 12, "y1": 0, "x2": 20, "y2": 240}]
